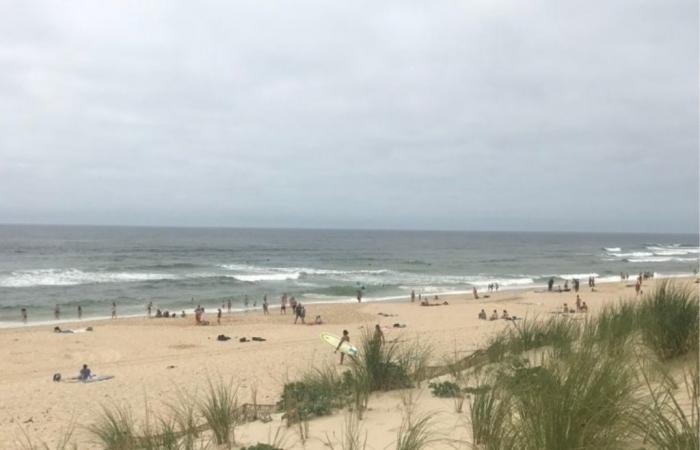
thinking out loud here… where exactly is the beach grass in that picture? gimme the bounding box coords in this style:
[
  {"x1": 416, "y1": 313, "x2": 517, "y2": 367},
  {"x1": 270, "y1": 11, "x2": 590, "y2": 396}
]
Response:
[
  {"x1": 635, "y1": 361, "x2": 700, "y2": 450},
  {"x1": 87, "y1": 404, "x2": 138, "y2": 450},
  {"x1": 17, "y1": 420, "x2": 78, "y2": 450},
  {"x1": 637, "y1": 281, "x2": 699, "y2": 360},
  {"x1": 198, "y1": 378, "x2": 240, "y2": 446},
  {"x1": 352, "y1": 328, "x2": 413, "y2": 392}
]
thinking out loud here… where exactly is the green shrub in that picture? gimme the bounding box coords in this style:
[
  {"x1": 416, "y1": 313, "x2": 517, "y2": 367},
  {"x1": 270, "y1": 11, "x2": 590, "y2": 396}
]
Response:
[
  {"x1": 240, "y1": 444, "x2": 283, "y2": 450},
  {"x1": 277, "y1": 368, "x2": 351, "y2": 423},
  {"x1": 428, "y1": 381, "x2": 461, "y2": 398}
]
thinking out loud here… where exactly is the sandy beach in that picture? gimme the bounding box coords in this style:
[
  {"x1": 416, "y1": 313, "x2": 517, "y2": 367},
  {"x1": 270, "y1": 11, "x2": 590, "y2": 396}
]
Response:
[{"x1": 1, "y1": 276, "x2": 694, "y2": 448}]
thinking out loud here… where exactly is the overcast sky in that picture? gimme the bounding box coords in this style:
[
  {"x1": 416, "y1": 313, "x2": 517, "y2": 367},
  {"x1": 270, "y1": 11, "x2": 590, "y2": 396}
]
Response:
[{"x1": 0, "y1": 0, "x2": 697, "y2": 233}]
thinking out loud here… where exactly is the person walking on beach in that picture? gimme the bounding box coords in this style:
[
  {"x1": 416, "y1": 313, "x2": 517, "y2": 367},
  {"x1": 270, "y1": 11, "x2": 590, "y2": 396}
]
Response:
[
  {"x1": 411, "y1": 290, "x2": 416, "y2": 302},
  {"x1": 335, "y1": 330, "x2": 350, "y2": 365},
  {"x1": 217, "y1": 308, "x2": 222, "y2": 325},
  {"x1": 263, "y1": 296, "x2": 269, "y2": 315},
  {"x1": 356, "y1": 289, "x2": 362, "y2": 303},
  {"x1": 290, "y1": 296, "x2": 297, "y2": 312},
  {"x1": 78, "y1": 305, "x2": 82, "y2": 320},
  {"x1": 281, "y1": 293, "x2": 288, "y2": 314},
  {"x1": 472, "y1": 287, "x2": 479, "y2": 299},
  {"x1": 294, "y1": 303, "x2": 303, "y2": 324},
  {"x1": 227, "y1": 299, "x2": 232, "y2": 313},
  {"x1": 548, "y1": 277, "x2": 554, "y2": 292},
  {"x1": 147, "y1": 302, "x2": 152, "y2": 318},
  {"x1": 21, "y1": 308, "x2": 27, "y2": 324},
  {"x1": 111, "y1": 302, "x2": 117, "y2": 319},
  {"x1": 54, "y1": 305, "x2": 60, "y2": 320},
  {"x1": 244, "y1": 295, "x2": 249, "y2": 310}
]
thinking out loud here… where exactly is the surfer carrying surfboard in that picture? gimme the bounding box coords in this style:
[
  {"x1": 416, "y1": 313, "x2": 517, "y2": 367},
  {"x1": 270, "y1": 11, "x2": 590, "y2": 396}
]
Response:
[{"x1": 335, "y1": 330, "x2": 351, "y2": 365}]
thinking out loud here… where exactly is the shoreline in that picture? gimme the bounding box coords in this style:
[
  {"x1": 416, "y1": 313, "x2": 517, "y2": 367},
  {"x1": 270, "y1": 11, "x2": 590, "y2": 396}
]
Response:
[{"x1": 1, "y1": 271, "x2": 695, "y2": 330}]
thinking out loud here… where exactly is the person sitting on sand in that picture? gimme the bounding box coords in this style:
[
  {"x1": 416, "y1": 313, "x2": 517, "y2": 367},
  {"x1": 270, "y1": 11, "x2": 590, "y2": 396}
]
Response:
[
  {"x1": 580, "y1": 301, "x2": 589, "y2": 312},
  {"x1": 79, "y1": 364, "x2": 92, "y2": 381},
  {"x1": 478, "y1": 309, "x2": 487, "y2": 320},
  {"x1": 489, "y1": 310, "x2": 498, "y2": 321},
  {"x1": 473, "y1": 287, "x2": 479, "y2": 299},
  {"x1": 374, "y1": 324, "x2": 385, "y2": 346},
  {"x1": 563, "y1": 303, "x2": 570, "y2": 313},
  {"x1": 181, "y1": 310, "x2": 186, "y2": 318},
  {"x1": 336, "y1": 330, "x2": 350, "y2": 365},
  {"x1": 314, "y1": 315, "x2": 322, "y2": 324},
  {"x1": 501, "y1": 309, "x2": 510, "y2": 320}
]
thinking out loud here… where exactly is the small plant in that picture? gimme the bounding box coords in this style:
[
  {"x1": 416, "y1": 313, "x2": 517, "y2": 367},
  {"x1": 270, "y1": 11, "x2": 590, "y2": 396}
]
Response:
[
  {"x1": 394, "y1": 395, "x2": 438, "y2": 450},
  {"x1": 199, "y1": 378, "x2": 240, "y2": 446},
  {"x1": 17, "y1": 419, "x2": 78, "y2": 450},
  {"x1": 468, "y1": 383, "x2": 514, "y2": 450},
  {"x1": 87, "y1": 403, "x2": 138, "y2": 450},
  {"x1": 428, "y1": 380, "x2": 461, "y2": 398},
  {"x1": 240, "y1": 444, "x2": 283, "y2": 450},
  {"x1": 323, "y1": 412, "x2": 368, "y2": 450}
]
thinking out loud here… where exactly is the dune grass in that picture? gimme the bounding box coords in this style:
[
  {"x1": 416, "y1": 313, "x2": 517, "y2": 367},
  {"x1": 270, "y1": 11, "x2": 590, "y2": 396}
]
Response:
[
  {"x1": 635, "y1": 361, "x2": 699, "y2": 450},
  {"x1": 466, "y1": 281, "x2": 699, "y2": 450},
  {"x1": 198, "y1": 378, "x2": 240, "y2": 446},
  {"x1": 17, "y1": 420, "x2": 78, "y2": 450},
  {"x1": 323, "y1": 412, "x2": 367, "y2": 450},
  {"x1": 87, "y1": 404, "x2": 138, "y2": 450},
  {"x1": 484, "y1": 317, "x2": 578, "y2": 364},
  {"x1": 637, "y1": 281, "x2": 699, "y2": 360},
  {"x1": 352, "y1": 328, "x2": 414, "y2": 392}
]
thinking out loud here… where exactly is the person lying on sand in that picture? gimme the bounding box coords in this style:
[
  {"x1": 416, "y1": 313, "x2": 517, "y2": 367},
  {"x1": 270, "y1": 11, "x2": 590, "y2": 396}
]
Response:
[{"x1": 478, "y1": 309, "x2": 487, "y2": 320}]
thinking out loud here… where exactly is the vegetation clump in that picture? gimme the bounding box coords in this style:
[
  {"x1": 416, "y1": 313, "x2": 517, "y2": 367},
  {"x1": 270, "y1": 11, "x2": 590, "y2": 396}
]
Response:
[{"x1": 428, "y1": 381, "x2": 461, "y2": 398}]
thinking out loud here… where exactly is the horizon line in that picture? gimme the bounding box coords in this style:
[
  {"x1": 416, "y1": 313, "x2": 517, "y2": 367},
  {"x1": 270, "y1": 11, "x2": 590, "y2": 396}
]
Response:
[{"x1": 0, "y1": 221, "x2": 697, "y2": 236}]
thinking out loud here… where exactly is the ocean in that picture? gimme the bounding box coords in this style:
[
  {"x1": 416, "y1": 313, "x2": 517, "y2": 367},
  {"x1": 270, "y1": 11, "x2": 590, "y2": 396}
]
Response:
[{"x1": 0, "y1": 225, "x2": 697, "y2": 326}]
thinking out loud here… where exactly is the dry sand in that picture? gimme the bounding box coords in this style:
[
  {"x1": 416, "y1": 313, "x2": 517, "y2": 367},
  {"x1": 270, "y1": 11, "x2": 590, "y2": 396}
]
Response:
[{"x1": 0, "y1": 277, "x2": 693, "y2": 448}]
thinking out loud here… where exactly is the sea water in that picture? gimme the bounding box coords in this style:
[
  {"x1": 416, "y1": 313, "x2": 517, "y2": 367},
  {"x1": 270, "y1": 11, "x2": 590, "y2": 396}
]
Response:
[{"x1": 0, "y1": 225, "x2": 697, "y2": 325}]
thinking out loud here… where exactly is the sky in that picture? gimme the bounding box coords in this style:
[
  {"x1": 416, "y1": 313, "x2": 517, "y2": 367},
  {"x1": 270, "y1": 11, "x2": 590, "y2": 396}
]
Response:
[{"x1": 0, "y1": 0, "x2": 698, "y2": 233}]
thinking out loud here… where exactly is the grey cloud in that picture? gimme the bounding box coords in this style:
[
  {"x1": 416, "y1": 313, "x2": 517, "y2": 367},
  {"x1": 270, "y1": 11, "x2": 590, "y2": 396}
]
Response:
[{"x1": 0, "y1": 0, "x2": 697, "y2": 232}]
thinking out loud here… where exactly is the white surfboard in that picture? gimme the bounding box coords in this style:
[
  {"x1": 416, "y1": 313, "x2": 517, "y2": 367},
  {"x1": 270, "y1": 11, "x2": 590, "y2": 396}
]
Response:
[
  {"x1": 63, "y1": 375, "x2": 114, "y2": 383},
  {"x1": 320, "y1": 332, "x2": 358, "y2": 357}
]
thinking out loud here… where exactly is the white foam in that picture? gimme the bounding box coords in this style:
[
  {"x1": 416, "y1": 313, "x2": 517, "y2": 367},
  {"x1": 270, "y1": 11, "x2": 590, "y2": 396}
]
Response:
[
  {"x1": 607, "y1": 252, "x2": 654, "y2": 258},
  {"x1": 231, "y1": 272, "x2": 301, "y2": 282},
  {"x1": 603, "y1": 247, "x2": 621, "y2": 252},
  {"x1": 556, "y1": 273, "x2": 600, "y2": 280},
  {"x1": 0, "y1": 269, "x2": 177, "y2": 288},
  {"x1": 467, "y1": 277, "x2": 535, "y2": 288},
  {"x1": 627, "y1": 257, "x2": 698, "y2": 263}
]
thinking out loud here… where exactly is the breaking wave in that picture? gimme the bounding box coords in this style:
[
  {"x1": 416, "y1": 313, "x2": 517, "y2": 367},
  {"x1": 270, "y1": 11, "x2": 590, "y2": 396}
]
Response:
[{"x1": 0, "y1": 269, "x2": 178, "y2": 288}]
